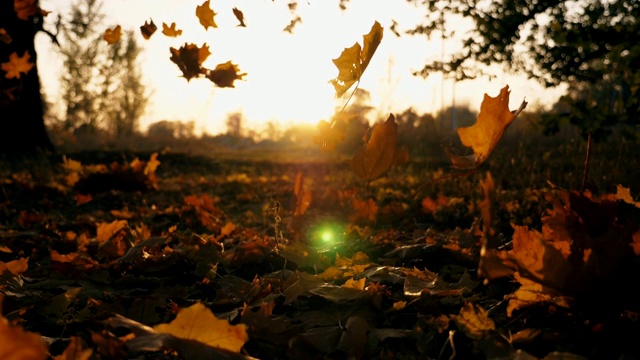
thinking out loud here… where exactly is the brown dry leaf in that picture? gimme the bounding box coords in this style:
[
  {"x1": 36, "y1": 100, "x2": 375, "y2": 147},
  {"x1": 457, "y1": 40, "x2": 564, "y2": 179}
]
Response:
[
  {"x1": 154, "y1": 302, "x2": 248, "y2": 352},
  {"x1": 205, "y1": 61, "x2": 246, "y2": 88},
  {"x1": 0, "y1": 257, "x2": 28, "y2": 275},
  {"x1": 342, "y1": 277, "x2": 366, "y2": 290},
  {"x1": 170, "y1": 43, "x2": 209, "y2": 81},
  {"x1": 96, "y1": 220, "x2": 128, "y2": 243},
  {"x1": 54, "y1": 336, "x2": 93, "y2": 360},
  {"x1": 0, "y1": 312, "x2": 48, "y2": 360},
  {"x1": 162, "y1": 22, "x2": 183, "y2": 37},
  {"x1": 1, "y1": 51, "x2": 33, "y2": 79},
  {"x1": 103, "y1": 25, "x2": 122, "y2": 44},
  {"x1": 196, "y1": 0, "x2": 218, "y2": 30},
  {"x1": 351, "y1": 114, "x2": 400, "y2": 181},
  {"x1": 232, "y1": 7, "x2": 246, "y2": 27},
  {"x1": 140, "y1": 19, "x2": 157, "y2": 40},
  {"x1": 330, "y1": 21, "x2": 383, "y2": 97},
  {"x1": 293, "y1": 172, "x2": 312, "y2": 216},
  {"x1": 0, "y1": 28, "x2": 11, "y2": 44},
  {"x1": 448, "y1": 85, "x2": 527, "y2": 169},
  {"x1": 451, "y1": 302, "x2": 495, "y2": 340}
]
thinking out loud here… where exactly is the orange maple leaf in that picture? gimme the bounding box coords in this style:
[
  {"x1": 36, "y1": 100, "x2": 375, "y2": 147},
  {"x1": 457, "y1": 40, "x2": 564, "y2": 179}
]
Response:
[
  {"x1": 140, "y1": 19, "x2": 157, "y2": 40},
  {"x1": 1, "y1": 51, "x2": 33, "y2": 79},
  {"x1": 205, "y1": 61, "x2": 246, "y2": 88},
  {"x1": 313, "y1": 120, "x2": 346, "y2": 152},
  {"x1": 451, "y1": 303, "x2": 495, "y2": 340},
  {"x1": 351, "y1": 114, "x2": 404, "y2": 181},
  {"x1": 103, "y1": 25, "x2": 122, "y2": 44},
  {"x1": 196, "y1": 0, "x2": 218, "y2": 30},
  {"x1": 448, "y1": 85, "x2": 527, "y2": 169},
  {"x1": 330, "y1": 21, "x2": 383, "y2": 97},
  {"x1": 232, "y1": 7, "x2": 246, "y2": 27},
  {"x1": 154, "y1": 302, "x2": 248, "y2": 352},
  {"x1": 162, "y1": 22, "x2": 183, "y2": 37}
]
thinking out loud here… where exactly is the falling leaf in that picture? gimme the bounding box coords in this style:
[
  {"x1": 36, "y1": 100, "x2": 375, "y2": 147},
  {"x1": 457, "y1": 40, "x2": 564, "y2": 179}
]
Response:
[
  {"x1": 205, "y1": 61, "x2": 246, "y2": 88},
  {"x1": 140, "y1": 19, "x2": 157, "y2": 40},
  {"x1": 170, "y1": 43, "x2": 210, "y2": 81},
  {"x1": 162, "y1": 22, "x2": 183, "y2": 37},
  {"x1": 196, "y1": 0, "x2": 218, "y2": 30},
  {"x1": 330, "y1": 21, "x2": 383, "y2": 97},
  {"x1": 0, "y1": 313, "x2": 48, "y2": 360},
  {"x1": 232, "y1": 7, "x2": 246, "y2": 27},
  {"x1": 154, "y1": 302, "x2": 248, "y2": 352},
  {"x1": 0, "y1": 28, "x2": 11, "y2": 44},
  {"x1": 451, "y1": 303, "x2": 495, "y2": 340},
  {"x1": 448, "y1": 85, "x2": 527, "y2": 169},
  {"x1": 103, "y1": 25, "x2": 122, "y2": 44},
  {"x1": 351, "y1": 114, "x2": 400, "y2": 181},
  {"x1": 293, "y1": 172, "x2": 312, "y2": 216},
  {"x1": 1, "y1": 51, "x2": 33, "y2": 79}
]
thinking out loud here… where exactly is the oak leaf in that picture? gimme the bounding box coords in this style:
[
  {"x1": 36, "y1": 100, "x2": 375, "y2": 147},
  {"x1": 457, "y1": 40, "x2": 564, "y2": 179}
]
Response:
[
  {"x1": 196, "y1": 0, "x2": 218, "y2": 30},
  {"x1": 330, "y1": 21, "x2": 383, "y2": 97},
  {"x1": 154, "y1": 302, "x2": 248, "y2": 352},
  {"x1": 140, "y1": 19, "x2": 157, "y2": 40},
  {"x1": 205, "y1": 61, "x2": 246, "y2": 88},
  {"x1": 0, "y1": 28, "x2": 11, "y2": 44},
  {"x1": 232, "y1": 7, "x2": 246, "y2": 27},
  {"x1": 0, "y1": 313, "x2": 48, "y2": 360},
  {"x1": 448, "y1": 85, "x2": 527, "y2": 169},
  {"x1": 162, "y1": 22, "x2": 182, "y2": 37},
  {"x1": 351, "y1": 114, "x2": 401, "y2": 181},
  {"x1": 103, "y1": 25, "x2": 122, "y2": 44},
  {"x1": 1, "y1": 51, "x2": 33, "y2": 79}
]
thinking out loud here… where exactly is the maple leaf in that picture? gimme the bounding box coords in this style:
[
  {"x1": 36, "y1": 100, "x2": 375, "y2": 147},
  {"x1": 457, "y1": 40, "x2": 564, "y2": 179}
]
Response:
[
  {"x1": 140, "y1": 19, "x2": 157, "y2": 40},
  {"x1": 196, "y1": 0, "x2": 218, "y2": 30},
  {"x1": 233, "y1": 7, "x2": 246, "y2": 27},
  {"x1": 313, "y1": 120, "x2": 346, "y2": 152},
  {"x1": 0, "y1": 312, "x2": 48, "y2": 360},
  {"x1": 162, "y1": 22, "x2": 182, "y2": 37},
  {"x1": 351, "y1": 114, "x2": 403, "y2": 181},
  {"x1": 448, "y1": 85, "x2": 527, "y2": 169},
  {"x1": 205, "y1": 61, "x2": 246, "y2": 88},
  {"x1": 170, "y1": 43, "x2": 210, "y2": 81},
  {"x1": 1, "y1": 51, "x2": 33, "y2": 79},
  {"x1": 330, "y1": 21, "x2": 383, "y2": 97},
  {"x1": 154, "y1": 302, "x2": 248, "y2": 352},
  {"x1": 104, "y1": 25, "x2": 122, "y2": 44},
  {"x1": 451, "y1": 303, "x2": 495, "y2": 340},
  {"x1": 0, "y1": 28, "x2": 11, "y2": 44},
  {"x1": 293, "y1": 172, "x2": 312, "y2": 216}
]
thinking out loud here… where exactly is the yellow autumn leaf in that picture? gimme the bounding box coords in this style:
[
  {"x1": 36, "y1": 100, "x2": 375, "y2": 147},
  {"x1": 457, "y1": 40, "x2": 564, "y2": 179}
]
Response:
[
  {"x1": 154, "y1": 302, "x2": 248, "y2": 352},
  {"x1": 449, "y1": 85, "x2": 527, "y2": 169},
  {"x1": 103, "y1": 25, "x2": 122, "y2": 44},
  {"x1": 1, "y1": 51, "x2": 33, "y2": 79},
  {"x1": 342, "y1": 277, "x2": 366, "y2": 290},
  {"x1": 330, "y1": 21, "x2": 383, "y2": 97},
  {"x1": 140, "y1": 19, "x2": 157, "y2": 40},
  {"x1": 0, "y1": 312, "x2": 48, "y2": 360},
  {"x1": 162, "y1": 22, "x2": 183, "y2": 37},
  {"x1": 451, "y1": 302, "x2": 495, "y2": 340},
  {"x1": 205, "y1": 61, "x2": 246, "y2": 88},
  {"x1": 351, "y1": 114, "x2": 399, "y2": 181},
  {"x1": 196, "y1": 0, "x2": 218, "y2": 30}
]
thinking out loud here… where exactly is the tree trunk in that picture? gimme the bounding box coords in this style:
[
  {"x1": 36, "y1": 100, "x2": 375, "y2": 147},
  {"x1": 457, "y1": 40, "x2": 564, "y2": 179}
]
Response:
[{"x1": 0, "y1": 0, "x2": 53, "y2": 155}]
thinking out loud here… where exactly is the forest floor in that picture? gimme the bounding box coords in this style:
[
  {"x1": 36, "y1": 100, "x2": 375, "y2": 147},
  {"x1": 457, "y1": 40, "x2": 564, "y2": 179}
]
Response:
[{"x1": 1, "y1": 136, "x2": 640, "y2": 359}]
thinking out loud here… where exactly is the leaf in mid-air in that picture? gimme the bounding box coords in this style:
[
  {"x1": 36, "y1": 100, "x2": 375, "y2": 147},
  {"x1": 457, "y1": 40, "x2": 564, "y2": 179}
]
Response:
[
  {"x1": 233, "y1": 7, "x2": 246, "y2": 27},
  {"x1": 154, "y1": 302, "x2": 248, "y2": 352},
  {"x1": 351, "y1": 114, "x2": 400, "y2": 181},
  {"x1": 1, "y1": 51, "x2": 33, "y2": 79},
  {"x1": 170, "y1": 43, "x2": 210, "y2": 81},
  {"x1": 205, "y1": 61, "x2": 246, "y2": 88},
  {"x1": 103, "y1": 25, "x2": 122, "y2": 44},
  {"x1": 196, "y1": 0, "x2": 218, "y2": 30},
  {"x1": 140, "y1": 19, "x2": 157, "y2": 40},
  {"x1": 448, "y1": 85, "x2": 527, "y2": 169},
  {"x1": 0, "y1": 28, "x2": 11, "y2": 44},
  {"x1": 162, "y1": 22, "x2": 182, "y2": 37},
  {"x1": 330, "y1": 21, "x2": 383, "y2": 97}
]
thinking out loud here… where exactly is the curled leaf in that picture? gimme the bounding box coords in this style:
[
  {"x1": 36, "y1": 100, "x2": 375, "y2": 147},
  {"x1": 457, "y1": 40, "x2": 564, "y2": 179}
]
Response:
[
  {"x1": 1, "y1": 51, "x2": 33, "y2": 79},
  {"x1": 140, "y1": 19, "x2": 157, "y2": 40},
  {"x1": 162, "y1": 22, "x2": 182, "y2": 37},
  {"x1": 170, "y1": 43, "x2": 210, "y2": 81}
]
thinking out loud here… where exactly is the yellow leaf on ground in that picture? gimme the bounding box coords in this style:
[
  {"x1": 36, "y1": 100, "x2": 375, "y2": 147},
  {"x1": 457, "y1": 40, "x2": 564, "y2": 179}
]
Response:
[
  {"x1": 351, "y1": 114, "x2": 399, "y2": 181},
  {"x1": 196, "y1": 0, "x2": 218, "y2": 30},
  {"x1": 449, "y1": 85, "x2": 527, "y2": 169},
  {"x1": 1, "y1": 51, "x2": 33, "y2": 79},
  {"x1": 205, "y1": 61, "x2": 246, "y2": 88},
  {"x1": 154, "y1": 302, "x2": 248, "y2": 352},
  {"x1": 170, "y1": 43, "x2": 207, "y2": 81},
  {"x1": 451, "y1": 302, "x2": 495, "y2": 340},
  {"x1": 0, "y1": 312, "x2": 48, "y2": 360},
  {"x1": 103, "y1": 25, "x2": 122, "y2": 44},
  {"x1": 342, "y1": 277, "x2": 366, "y2": 290}
]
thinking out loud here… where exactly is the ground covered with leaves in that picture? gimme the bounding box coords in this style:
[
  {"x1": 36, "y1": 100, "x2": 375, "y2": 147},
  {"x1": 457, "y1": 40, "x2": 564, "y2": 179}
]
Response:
[{"x1": 1, "y1": 148, "x2": 640, "y2": 360}]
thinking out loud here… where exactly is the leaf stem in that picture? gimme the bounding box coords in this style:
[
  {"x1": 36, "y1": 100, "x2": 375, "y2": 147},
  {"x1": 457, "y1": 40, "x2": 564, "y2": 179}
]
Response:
[
  {"x1": 330, "y1": 81, "x2": 360, "y2": 129},
  {"x1": 580, "y1": 131, "x2": 592, "y2": 193}
]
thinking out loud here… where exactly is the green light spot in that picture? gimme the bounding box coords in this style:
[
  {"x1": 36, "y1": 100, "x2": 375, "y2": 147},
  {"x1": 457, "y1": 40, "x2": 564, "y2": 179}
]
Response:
[{"x1": 321, "y1": 230, "x2": 333, "y2": 243}]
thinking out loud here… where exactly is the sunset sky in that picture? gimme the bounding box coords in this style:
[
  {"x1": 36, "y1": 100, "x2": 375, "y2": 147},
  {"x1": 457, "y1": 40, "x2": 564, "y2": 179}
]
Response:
[{"x1": 36, "y1": 0, "x2": 565, "y2": 135}]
